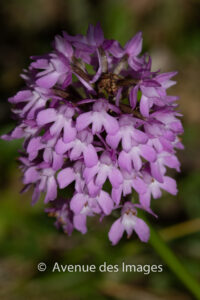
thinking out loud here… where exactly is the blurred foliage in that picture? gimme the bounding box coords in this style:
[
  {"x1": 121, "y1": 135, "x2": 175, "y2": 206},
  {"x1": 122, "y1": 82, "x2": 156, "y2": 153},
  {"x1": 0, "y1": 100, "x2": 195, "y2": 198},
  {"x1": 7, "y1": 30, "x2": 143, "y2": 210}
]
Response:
[{"x1": 0, "y1": 0, "x2": 200, "y2": 299}]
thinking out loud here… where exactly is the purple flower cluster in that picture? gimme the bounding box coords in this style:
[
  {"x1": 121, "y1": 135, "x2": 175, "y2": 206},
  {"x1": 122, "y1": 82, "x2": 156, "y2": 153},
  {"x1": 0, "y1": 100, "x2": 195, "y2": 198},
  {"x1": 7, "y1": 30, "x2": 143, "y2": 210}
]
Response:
[{"x1": 2, "y1": 23, "x2": 183, "y2": 245}]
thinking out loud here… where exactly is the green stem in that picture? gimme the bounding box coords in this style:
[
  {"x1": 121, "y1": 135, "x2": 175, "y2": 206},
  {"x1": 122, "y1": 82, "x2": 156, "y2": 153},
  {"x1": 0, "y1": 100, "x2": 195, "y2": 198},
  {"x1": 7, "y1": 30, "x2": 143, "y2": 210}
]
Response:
[{"x1": 146, "y1": 218, "x2": 200, "y2": 299}]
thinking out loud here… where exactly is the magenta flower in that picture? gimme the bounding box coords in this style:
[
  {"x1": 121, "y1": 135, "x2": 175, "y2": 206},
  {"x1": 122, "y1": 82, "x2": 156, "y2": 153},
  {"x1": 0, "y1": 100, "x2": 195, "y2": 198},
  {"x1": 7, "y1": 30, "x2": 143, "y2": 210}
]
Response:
[
  {"x1": 56, "y1": 130, "x2": 98, "y2": 167},
  {"x1": 108, "y1": 202, "x2": 150, "y2": 245},
  {"x1": 76, "y1": 100, "x2": 119, "y2": 135},
  {"x1": 2, "y1": 23, "x2": 183, "y2": 245}
]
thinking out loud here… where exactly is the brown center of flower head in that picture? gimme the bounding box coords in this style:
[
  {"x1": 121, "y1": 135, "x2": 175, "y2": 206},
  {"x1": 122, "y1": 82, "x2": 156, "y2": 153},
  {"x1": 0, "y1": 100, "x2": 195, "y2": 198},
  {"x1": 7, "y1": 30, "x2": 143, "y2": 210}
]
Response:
[
  {"x1": 65, "y1": 54, "x2": 144, "y2": 119},
  {"x1": 97, "y1": 72, "x2": 120, "y2": 95}
]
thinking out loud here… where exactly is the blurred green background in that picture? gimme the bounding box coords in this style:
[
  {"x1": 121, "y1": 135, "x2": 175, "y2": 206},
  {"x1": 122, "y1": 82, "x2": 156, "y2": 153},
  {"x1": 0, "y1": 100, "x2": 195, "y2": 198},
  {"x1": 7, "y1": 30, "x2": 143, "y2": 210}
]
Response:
[{"x1": 0, "y1": 0, "x2": 200, "y2": 299}]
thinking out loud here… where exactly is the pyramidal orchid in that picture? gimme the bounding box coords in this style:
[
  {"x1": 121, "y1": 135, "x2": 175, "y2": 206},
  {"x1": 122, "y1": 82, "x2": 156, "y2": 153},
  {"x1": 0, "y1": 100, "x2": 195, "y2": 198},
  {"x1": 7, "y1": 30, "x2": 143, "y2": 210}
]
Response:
[{"x1": 2, "y1": 23, "x2": 183, "y2": 245}]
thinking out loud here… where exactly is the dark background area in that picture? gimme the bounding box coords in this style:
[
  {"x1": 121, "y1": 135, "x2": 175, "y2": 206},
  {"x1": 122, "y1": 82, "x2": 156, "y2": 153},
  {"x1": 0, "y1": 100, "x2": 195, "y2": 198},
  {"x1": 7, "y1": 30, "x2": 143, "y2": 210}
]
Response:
[{"x1": 0, "y1": 0, "x2": 200, "y2": 299}]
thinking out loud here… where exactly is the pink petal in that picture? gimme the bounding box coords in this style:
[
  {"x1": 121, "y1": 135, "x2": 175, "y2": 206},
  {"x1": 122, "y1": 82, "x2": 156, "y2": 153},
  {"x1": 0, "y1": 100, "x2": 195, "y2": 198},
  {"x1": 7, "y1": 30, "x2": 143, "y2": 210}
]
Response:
[
  {"x1": 118, "y1": 151, "x2": 132, "y2": 172},
  {"x1": 92, "y1": 115, "x2": 103, "y2": 133},
  {"x1": 161, "y1": 176, "x2": 177, "y2": 195},
  {"x1": 122, "y1": 132, "x2": 132, "y2": 152},
  {"x1": 73, "y1": 214, "x2": 87, "y2": 234},
  {"x1": 134, "y1": 217, "x2": 150, "y2": 242},
  {"x1": 129, "y1": 86, "x2": 138, "y2": 109},
  {"x1": 52, "y1": 152, "x2": 63, "y2": 170},
  {"x1": 150, "y1": 161, "x2": 164, "y2": 183},
  {"x1": 141, "y1": 86, "x2": 158, "y2": 97},
  {"x1": 132, "y1": 128, "x2": 148, "y2": 144},
  {"x1": 24, "y1": 167, "x2": 40, "y2": 184},
  {"x1": 97, "y1": 191, "x2": 113, "y2": 215},
  {"x1": 43, "y1": 148, "x2": 53, "y2": 163},
  {"x1": 106, "y1": 132, "x2": 121, "y2": 149},
  {"x1": 103, "y1": 114, "x2": 119, "y2": 135},
  {"x1": 87, "y1": 24, "x2": 95, "y2": 45},
  {"x1": 94, "y1": 22, "x2": 104, "y2": 46},
  {"x1": 57, "y1": 168, "x2": 75, "y2": 189},
  {"x1": 63, "y1": 121, "x2": 77, "y2": 143},
  {"x1": 27, "y1": 137, "x2": 42, "y2": 154},
  {"x1": 32, "y1": 185, "x2": 40, "y2": 205},
  {"x1": 44, "y1": 176, "x2": 57, "y2": 203},
  {"x1": 108, "y1": 168, "x2": 123, "y2": 188},
  {"x1": 36, "y1": 72, "x2": 59, "y2": 88},
  {"x1": 108, "y1": 218, "x2": 124, "y2": 245},
  {"x1": 163, "y1": 155, "x2": 180, "y2": 171},
  {"x1": 50, "y1": 118, "x2": 64, "y2": 136},
  {"x1": 131, "y1": 150, "x2": 142, "y2": 171},
  {"x1": 87, "y1": 180, "x2": 101, "y2": 197},
  {"x1": 112, "y1": 186, "x2": 122, "y2": 205},
  {"x1": 37, "y1": 108, "x2": 57, "y2": 125},
  {"x1": 70, "y1": 193, "x2": 86, "y2": 214},
  {"x1": 83, "y1": 144, "x2": 98, "y2": 167},
  {"x1": 95, "y1": 167, "x2": 108, "y2": 186},
  {"x1": 70, "y1": 143, "x2": 83, "y2": 160},
  {"x1": 151, "y1": 182, "x2": 162, "y2": 199},
  {"x1": 54, "y1": 36, "x2": 73, "y2": 57},
  {"x1": 56, "y1": 138, "x2": 72, "y2": 154},
  {"x1": 76, "y1": 112, "x2": 92, "y2": 131},
  {"x1": 139, "y1": 191, "x2": 151, "y2": 208},
  {"x1": 125, "y1": 32, "x2": 143, "y2": 56},
  {"x1": 132, "y1": 177, "x2": 147, "y2": 194},
  {"x1": 83, "y1": 165, "x2": 99, "y2": 184},
  {"x1": 139, "y1": 145, "x2": 156, "y2": 162},
  {"x1": 9, "y1": 90, "x2": 32, "y2": 103},
  {"x1": 140, "y1": 95, "x2": 150, "y2": 117}
]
